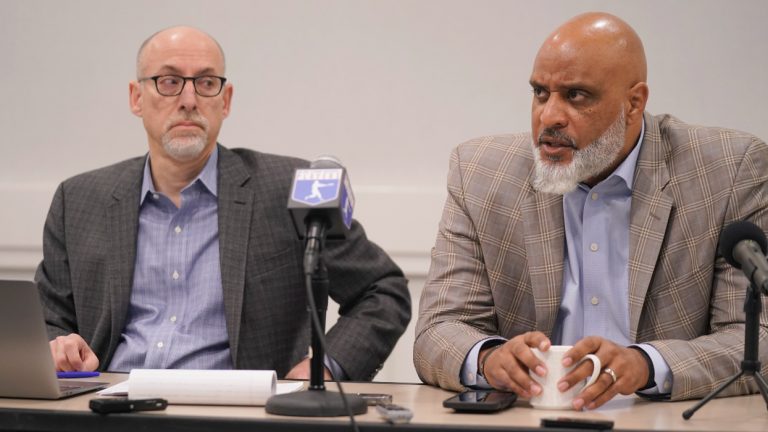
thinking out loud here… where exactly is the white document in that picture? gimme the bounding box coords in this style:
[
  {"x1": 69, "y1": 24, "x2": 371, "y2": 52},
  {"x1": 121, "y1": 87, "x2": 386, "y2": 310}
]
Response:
[
  {"x1": 97, "y1": 380, "x2": 129, "y2": 396},
  {"x1": 98, "y1": 369, "x2": 304, "y2": 405}
]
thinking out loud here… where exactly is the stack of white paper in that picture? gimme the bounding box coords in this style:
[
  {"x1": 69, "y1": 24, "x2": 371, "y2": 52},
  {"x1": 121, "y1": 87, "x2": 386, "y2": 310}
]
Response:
[{"x1": 99, "y1": 369, "x2": 304, "y2": 405}]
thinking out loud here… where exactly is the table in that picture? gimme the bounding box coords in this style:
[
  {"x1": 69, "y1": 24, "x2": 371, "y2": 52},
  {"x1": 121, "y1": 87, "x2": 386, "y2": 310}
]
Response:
[{"x1": 0, "y1": 373, "x2": 766, "y2": 431}]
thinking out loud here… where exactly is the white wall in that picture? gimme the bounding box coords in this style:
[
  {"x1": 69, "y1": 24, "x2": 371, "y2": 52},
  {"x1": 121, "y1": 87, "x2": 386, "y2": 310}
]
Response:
[{"x1": 1, "y1": 0, "x2": 766, "y2": 383}]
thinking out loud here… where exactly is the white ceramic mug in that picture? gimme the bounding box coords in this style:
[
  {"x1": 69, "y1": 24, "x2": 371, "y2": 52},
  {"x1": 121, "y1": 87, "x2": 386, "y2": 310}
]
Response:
[{"x1": 528, "y1": 345, "x2": 601, "y2": 409}]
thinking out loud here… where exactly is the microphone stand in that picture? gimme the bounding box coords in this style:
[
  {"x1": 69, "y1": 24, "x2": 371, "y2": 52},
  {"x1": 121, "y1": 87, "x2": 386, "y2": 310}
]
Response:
[
  {"x1": 307, "y1": 257, "x2": 329, "y2": 391},
  {"x1": 265, "y1": 223, "x2": 367, "y2": 417},
  {"x1": 683, "y1": 281, "x2": 768, "y2": 419}
]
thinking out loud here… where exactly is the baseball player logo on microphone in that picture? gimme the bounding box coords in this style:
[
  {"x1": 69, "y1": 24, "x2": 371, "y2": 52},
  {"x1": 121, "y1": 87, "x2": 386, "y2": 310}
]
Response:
[{"x1": 291, "y1": 169, "x2": 342, "y2": 205}]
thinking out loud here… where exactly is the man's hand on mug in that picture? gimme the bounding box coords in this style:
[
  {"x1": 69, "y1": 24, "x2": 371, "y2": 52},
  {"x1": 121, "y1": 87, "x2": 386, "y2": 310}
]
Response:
[
  {"x1": 478, "y1": 331, "x2": 552, "y2": 398},
  {"x1": 559, "y1": 336, "x2": 650, "y2": 410},
  {"x1": 49, "y1": 333, "x2": 99, "y2": 372}
]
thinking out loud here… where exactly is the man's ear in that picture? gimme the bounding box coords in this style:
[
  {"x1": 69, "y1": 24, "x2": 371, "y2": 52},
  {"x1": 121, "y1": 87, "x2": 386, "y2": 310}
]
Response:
[
  {"x1": 129, "y1": 81, "x2": 143, "y2": 117},
  {"x1": 221, "y1": 83, "x2": 233, "y2": 118},
  {"x1": 626, "y1": 82, "x2": 649, "y2": 125}
]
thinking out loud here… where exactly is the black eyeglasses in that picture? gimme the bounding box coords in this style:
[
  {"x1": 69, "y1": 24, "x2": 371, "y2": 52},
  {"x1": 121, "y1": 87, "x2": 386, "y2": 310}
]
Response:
[{"x1": 138, "y1": 75, "x2": 227, "y2": 97}]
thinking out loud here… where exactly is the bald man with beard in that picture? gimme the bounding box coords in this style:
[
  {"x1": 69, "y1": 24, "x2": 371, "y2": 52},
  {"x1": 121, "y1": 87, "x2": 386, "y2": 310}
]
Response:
[
  {"x1": 36, "y1": 26, "x2": 411, "y2": 381},
  {"x1": 415, "y1": 12, "x2": 768, "y2": 409}
]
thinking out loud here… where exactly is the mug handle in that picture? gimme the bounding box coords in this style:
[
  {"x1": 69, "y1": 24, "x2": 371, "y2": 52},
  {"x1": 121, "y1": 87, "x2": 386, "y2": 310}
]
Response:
[{"x1": 575, "y1": 354, "x2": 602, "y2": 390}]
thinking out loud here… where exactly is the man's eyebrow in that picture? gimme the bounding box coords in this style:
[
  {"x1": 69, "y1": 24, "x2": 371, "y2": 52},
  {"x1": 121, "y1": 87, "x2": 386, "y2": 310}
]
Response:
[
  {"x1": 559, "y1": 82, "x2": 598, "y2": 94},
  {"x1": 152, "y1": 65, "x2": 182, "y2": 75},
  {"x1": 528, "y1": 80, "x2": 597, "y2": 93}
]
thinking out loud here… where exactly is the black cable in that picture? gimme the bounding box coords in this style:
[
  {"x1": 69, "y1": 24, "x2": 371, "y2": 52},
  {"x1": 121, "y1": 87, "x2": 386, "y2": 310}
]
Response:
[{"x1": 304, "y1": 272, "x2": 360, "y2": 432}]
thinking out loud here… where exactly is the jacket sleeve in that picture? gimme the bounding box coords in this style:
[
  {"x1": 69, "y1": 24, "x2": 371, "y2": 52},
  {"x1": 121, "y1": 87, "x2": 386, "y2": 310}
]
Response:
[
  {"x1": 322, "y1": 221, "x2": 411, "y2": 381},
  {"x1": 413, "y1": 145, "x2": 499, "y2": 391},
  {"x1": 648, "y1": 135, "x2": 768, "y2": 400},
  {"x1": 34, "y1": 183, "x2": 78, "y2": 340}
]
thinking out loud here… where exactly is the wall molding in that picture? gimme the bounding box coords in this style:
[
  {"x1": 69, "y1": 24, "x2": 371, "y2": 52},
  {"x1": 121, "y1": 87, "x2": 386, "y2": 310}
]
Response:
[
  {"x1": 0, "y1": 246, "x2": 430, "y2": 280},
  {"x1": 0, "y1": 182, "x2": 441, "y2": 279}
]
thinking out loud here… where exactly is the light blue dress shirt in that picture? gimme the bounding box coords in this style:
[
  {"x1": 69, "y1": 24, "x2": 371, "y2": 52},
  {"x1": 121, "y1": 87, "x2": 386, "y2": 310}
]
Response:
[
  {"x1": 462, "y1": 122, "x2": 673, "y2": 395},
  {"x1": 109, "y1": 148, "x2": 233, "y2": 371}
]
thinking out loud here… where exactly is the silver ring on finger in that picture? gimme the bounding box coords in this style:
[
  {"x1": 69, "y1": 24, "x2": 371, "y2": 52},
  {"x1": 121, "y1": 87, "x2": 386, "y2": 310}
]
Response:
[{"x1": 602, "y1": 367, "x2": 617, "y2": 384}]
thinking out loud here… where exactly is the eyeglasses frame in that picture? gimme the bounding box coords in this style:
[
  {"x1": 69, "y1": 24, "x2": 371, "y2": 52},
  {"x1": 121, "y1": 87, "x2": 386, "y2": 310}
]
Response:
[{"x1": 137, "y1": 75, "x2": 228, "y2": 97}]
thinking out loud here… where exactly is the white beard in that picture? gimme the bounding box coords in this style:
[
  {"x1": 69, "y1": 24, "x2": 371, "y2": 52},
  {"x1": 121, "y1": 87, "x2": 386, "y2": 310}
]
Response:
[
  {"x1": 531, "y1": 109, "x2": 626, "y2": 195},
  {"x1": 161, "y1": 114, "x2": 210, "y2": 162},
  {"x1": 162, "y1": 134, "x2": 207, "y2": 161}
]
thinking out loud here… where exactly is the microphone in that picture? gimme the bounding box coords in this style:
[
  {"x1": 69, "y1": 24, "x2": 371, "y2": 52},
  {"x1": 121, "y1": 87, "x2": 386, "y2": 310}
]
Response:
[
  {"x1": 287, "y1": 156, "x2": 355, "y2": 274},
  {"x1": 719, "y1": 220, "x2": 768, "y2": 294},
  {"x1": 683, "y1": 220, "x2": 768, "y2": 419},
  {"x1": 287, "y1": 155, "x2": 355, "y2": 240},
  {"x1": 268, "y1": 154, "x2": 368, "y2": 416}
]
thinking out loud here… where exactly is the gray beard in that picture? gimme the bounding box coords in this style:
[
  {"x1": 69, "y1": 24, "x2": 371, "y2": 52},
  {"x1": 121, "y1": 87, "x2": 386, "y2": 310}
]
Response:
[
  {"x1": 531, "y1": 109, "x2": 626, "y2": 195},
  {"x1": 160, "y1": 114, "x2": 210, "y2": 162},
  {"x1": 162, "y1": 135, "x2": 207, "y2": 161}
]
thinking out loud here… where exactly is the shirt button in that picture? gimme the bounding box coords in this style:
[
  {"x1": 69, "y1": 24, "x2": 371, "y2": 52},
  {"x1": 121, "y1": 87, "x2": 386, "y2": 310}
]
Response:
[
  {"x1": 591, "y1": 192, "x2": 598, "y2": 200},
  {"x1": 172, "y1": 271, "x2": 179, "y2": 280},
  {"x1": 591, "y1": 296, "x2": 599, "y2": 305},
  {"x1": 663, "y1": 381, "x2": 671, "y2": 391},
  {"x1": 174, "y1": 226, "x2": 182, "y2": 234},
  {"x1": 152, "y1": 194, "x2": 159, "y2": 200},
  {"x1": 170, "y1": 315, "x2": 177, "y2": 323},
  {"x1": 590, "y1": 243, "x2": 599, "y2": 252},
  {"x1": 156, "y1": 342, "x2": 164, "y2": 348}
]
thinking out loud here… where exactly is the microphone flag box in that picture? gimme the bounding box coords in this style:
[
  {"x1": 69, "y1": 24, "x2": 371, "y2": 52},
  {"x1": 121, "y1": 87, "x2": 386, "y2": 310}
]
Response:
[{"x1": 288, "y1": 166, "x2": 355, "y2": 239}]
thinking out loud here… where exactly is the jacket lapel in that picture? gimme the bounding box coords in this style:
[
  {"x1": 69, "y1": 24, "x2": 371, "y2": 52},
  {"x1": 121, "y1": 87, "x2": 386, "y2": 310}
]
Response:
[
  {"x1": 216, "y1": 146, "x2": 254, "y2": 363},
  {"x1": 522, "y1": 189, "x2": 565, "y2": 336},
  {"x1": 628, "y1": 113, "x2": 673, "y2": 340},
  {"x1": 105, "y1": 158, "x2": 143, "y2": 361}
]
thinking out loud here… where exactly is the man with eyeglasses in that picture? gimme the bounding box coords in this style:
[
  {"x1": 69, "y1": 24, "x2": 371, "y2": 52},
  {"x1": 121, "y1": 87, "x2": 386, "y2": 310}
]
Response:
[{"x1": 35, "y1": 26, "x2": 411, "y2": 381}]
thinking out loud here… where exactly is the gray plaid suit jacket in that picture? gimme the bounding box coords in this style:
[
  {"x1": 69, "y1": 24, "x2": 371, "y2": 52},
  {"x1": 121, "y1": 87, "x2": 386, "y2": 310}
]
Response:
[
  {"x1": 35, "y1": 145, "x2": 410, "y2": 380},
  {"x1": 415, "y1": 112, "x2": 768, "y2": 400}
]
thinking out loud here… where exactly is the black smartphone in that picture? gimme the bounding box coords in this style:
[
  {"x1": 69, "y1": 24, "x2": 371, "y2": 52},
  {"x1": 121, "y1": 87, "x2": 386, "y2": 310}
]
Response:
[
  {"x1": 442, "y1": 390, "x2": 517, "y2": 412},
  {"x1": 541, "y1": 417, "x2": 614, "y2": 430},
  {"x1": 89, "y1": 398, "x2": 168, "y2": 414}
]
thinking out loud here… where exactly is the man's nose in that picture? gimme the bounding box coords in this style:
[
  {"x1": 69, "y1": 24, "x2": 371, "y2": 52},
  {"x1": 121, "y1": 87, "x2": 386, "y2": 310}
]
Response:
[
  {"x1": 177, "y1": 79, "x2": 198, "y2": 110},
  {"x1": 538, "y1": 94, "x2": 568, "y2": 129}
]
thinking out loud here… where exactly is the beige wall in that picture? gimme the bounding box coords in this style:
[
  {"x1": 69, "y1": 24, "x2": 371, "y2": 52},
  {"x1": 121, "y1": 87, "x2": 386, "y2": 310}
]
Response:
[{"x1": 2, "y1": 0, "x2": 767, "y2": 383}]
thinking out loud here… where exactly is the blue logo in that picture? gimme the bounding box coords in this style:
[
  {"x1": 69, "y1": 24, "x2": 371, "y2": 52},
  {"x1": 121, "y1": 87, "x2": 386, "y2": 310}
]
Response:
[{"x1": 291, "y1": 169, "x2": 342, "y2": 205}]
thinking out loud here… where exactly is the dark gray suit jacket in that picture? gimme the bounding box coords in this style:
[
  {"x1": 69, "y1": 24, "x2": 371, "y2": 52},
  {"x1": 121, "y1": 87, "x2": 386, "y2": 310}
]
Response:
[{"x1": 35, "y1": 145, "x2": 411, "y2": 380}]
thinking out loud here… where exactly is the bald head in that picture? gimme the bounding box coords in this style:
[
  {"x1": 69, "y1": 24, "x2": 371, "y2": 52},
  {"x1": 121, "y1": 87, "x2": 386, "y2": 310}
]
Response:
[
  {"x1": 129, "y1": 26, "x2": 232, "y2": 167},
  {"x1": 136, "y1": 26, "x2": 226, "y2": 78},
  {"x1": 538, "y1": 12, "x2": 646, "y2": 86},
  {"x1": 529, "y1": 12, "x2": 650, "y2": 190}
]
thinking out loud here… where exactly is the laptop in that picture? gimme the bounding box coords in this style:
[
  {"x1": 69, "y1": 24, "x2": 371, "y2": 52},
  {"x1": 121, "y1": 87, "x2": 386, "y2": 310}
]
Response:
[{"x1": 0, "y1": 280, "x2": 107, "y2": 399}]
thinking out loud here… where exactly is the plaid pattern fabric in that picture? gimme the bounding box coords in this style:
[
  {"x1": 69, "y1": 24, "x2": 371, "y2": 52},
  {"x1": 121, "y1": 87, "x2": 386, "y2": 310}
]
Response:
[
  {"x1": 415, "y1": 113, "x2": 768, "y2": 400},
  {"x1": 35, "y1": 145, "x2": 411, "y2": 381}
]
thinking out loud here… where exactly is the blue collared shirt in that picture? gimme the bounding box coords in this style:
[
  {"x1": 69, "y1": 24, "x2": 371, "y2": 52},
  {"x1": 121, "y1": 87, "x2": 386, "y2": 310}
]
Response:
[
  {"x1": 462, "y1": 121, "x2": 672, "y2": 394},
  {"x1": 553, "y1": 130, "x2": 642, "y2": 346},
  {"x1": 109, "y1": 148, "x2": 233, "y2": 371}
]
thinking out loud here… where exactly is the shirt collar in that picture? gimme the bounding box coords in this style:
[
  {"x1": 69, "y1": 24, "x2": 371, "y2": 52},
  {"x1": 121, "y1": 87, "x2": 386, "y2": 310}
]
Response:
[
  {"x1": 612, "y1": 118, "x2": 645, "y2": 192},
  {"x1": 140, "y1": 146, "x2": 219, "y2": 205},
  {"x1": 572, "y1": 117, "x2": 645, "y2": 195}
]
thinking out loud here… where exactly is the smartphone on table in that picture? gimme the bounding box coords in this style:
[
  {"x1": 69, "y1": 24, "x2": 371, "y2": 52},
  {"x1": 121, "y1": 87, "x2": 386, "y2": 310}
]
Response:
[
  {"x1": 541, "y1": 417, "x2": 614, "y2": 430},
  {"x1": 442, "y1": 390, "x2": 517, "y2": 412}
]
